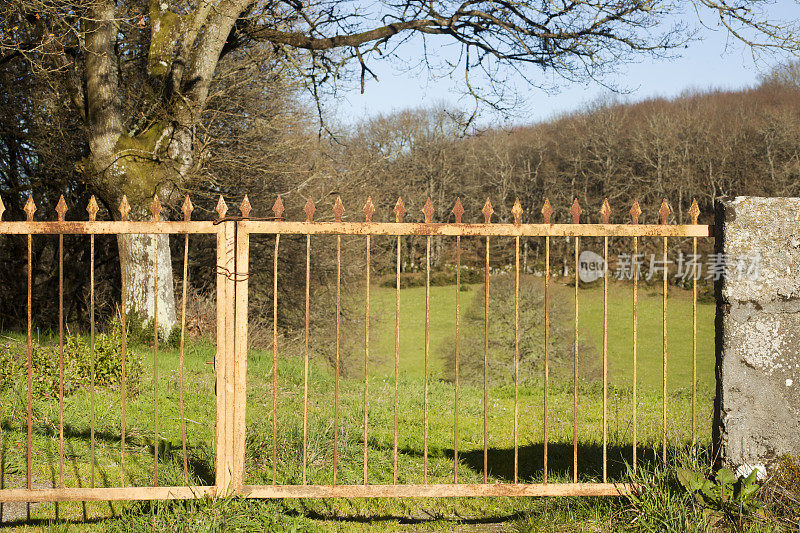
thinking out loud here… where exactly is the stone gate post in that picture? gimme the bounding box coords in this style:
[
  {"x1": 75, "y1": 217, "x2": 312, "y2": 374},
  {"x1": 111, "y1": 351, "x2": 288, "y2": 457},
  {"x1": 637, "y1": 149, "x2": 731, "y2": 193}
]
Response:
[{"x1": 715, "y1": 197, "x2": 800, "y2": 476}]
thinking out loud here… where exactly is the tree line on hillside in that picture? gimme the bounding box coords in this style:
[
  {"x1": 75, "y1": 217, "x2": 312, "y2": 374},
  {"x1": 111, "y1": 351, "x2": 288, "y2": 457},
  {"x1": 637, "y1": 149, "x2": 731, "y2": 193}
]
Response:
[{"x1": 3, "y1": 55, "x2": 800, "y2": 336}]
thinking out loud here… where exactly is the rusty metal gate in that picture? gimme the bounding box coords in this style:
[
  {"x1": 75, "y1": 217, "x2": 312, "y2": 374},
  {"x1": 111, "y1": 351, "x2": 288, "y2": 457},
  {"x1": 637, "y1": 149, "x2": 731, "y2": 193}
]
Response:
[{"x1": 0, "y1": 193, "x2": 711, "y2": 504}]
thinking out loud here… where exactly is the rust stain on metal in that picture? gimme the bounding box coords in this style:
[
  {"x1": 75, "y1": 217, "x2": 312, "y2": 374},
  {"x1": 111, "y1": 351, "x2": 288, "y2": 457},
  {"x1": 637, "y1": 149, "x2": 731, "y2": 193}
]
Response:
[
  {"x1": 240, "y1": 195, "x2": 252, "y2": 219},
  {"x1": 216, "y1": 195, "x2": 228, "y2": 219},
  {"x1": 334, "y1": 233, "x2": 341, "y2": 485},
  {"x1": 542, "y1": 198, "x2": 553, "y2": 224},
  {"x1": 600, "y1": 198, "x2": 611, "y2": 224},
  {"x1": 150, "y1": 195, "x2": 162, "y2": 222},
  {"x1": 453, "y1": 197, "x2": 464, "y2": 224},
  {"x1": 659, "y1": 199, "x2": 670, "y2": 225},
  {"x1": 482, "y1": 197, "x2": 493, "y2": 224},
  {"x1": 543, "y1": 234, "x2": 550, "y2": 483},
  {"x1": 87, "y1": 195, "x2": 99, "y2": 221},
  {"x1": 56, "y1": 195, "x2": 68, "y2": 222},
  {"x1": 630, "y1": 200, "x2": 642, "y2": 225},
  {"x1": 182, "y1": 195, "x2": 194, "y2": 222},
  {"x1": 422, "y1": 198, "x2": 434, "y2": 223},
  {"x1": 363, "y1": 230, "x2": 371, "y2": 485},
  {"x1": 179, "y1": 216, "x2": 191, "y2": 485},
  {"x1": 272, "y1": 196, "x2": 285, "y2": 220},
  {"x1": 58, "y1": 209, "x2": 65, "y2": 489},
  {"x1": 363, "y1": 196, "x2": 375, "y2": 222},
  {"x1": 394, "y1": 232, "x2": 401, "y2": 484},
  {"x1": 454, "y1": 232, "x2": 461, "y2": 483},
  {"x1": 512, "y1": 198, "x2": 523, "y2": 226},
  {"x1": 24, "y1": 195, "x2": 36, "y2": 221},
  {"x1": 570, "y1": 198, "x2": 582, "y2": 224},
  {"x1": 304, "y1": 197, "x2": 316, "y2": 222},
  {"x1": 689, "y1": 198, "x2": 700, "y2": 225},
  {"x1": 333, "y1": 196, "x2": 344, "y2": 222},
  {"x1": 272, "y1": 234, "x2": 280, "y2": 485},
  {"x1": 394, "y1": 197, "x2": 405, "y2": 223},
  {"x1": 119, "y1": 195, "x2": 131, "y2": 221},
  {"x1": 572, "y1": 205, "x2": 580, "y2": 483}
]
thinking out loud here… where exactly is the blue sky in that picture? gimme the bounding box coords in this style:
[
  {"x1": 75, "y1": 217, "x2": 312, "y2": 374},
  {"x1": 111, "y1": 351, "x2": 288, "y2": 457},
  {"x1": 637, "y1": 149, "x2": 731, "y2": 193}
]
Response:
[{"x1": 332, "y1": 2, "x2": 800, "y2": 127}]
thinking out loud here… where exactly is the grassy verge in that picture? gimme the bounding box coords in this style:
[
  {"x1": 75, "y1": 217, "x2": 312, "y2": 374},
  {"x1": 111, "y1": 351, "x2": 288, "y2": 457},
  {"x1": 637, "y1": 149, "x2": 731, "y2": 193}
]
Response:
[{"x1": 3, "y1": 281, "x2": 794, "y2": 532}]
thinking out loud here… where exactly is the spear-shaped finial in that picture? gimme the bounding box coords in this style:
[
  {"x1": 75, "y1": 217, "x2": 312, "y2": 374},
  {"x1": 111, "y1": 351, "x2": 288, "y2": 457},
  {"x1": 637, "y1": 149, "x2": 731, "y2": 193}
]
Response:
[
  {"x1": 688, "y1": 198, "x2": 700, "y2": 225},
  {"x1": 363, "y1": 196, "x2": 374, "y2": 222},
  {"x1": 272, "y1": 196, "x2": 284, "y2": 219},
  {"x1": 630, "y1": 200, "x2": 642, "y2": 225},
  {"x1": 541, "y1": 198, "x2": 553, "y2": 224},
  {"x1": 303, "y1": 197, "x2": 316, "y2": 222},
  {"x1": 119, "y1": 195, "x2": 131, "y2": 221},
  {"x1": 0, "y1": 196, "x2": 5, "y2": 221},
  {"x1": 240, "y1": 195, "x2": 252, "y2": 219},
  {"x1": 182, "y1": 195, "x2": 194, "y2": 221},
  {"x1": 600, "y1": 198, "x2": 611, "y2": 224},
  {"x1": 659, "y1": 198, "x2": 670, "y2": 225},
  {"x1": 512, "y1": 198, "x2": 523, "y2": 225},
  {"x1": 570, "y1": 198, "x2": 582, "y2": 224},
  {"x1": 482, "y1": 197, "x2": 493, "y2": 224},
  {"x1": 150, "y1": 195, "x2": 162, "y2": 221},
  {"x1": 215, "y1": 195, "x2": 228, "y2": 219},
  {"x1": 24, "y1": 195, "x2": 36, "y2": 221},
  {"x1": 422, "y1": 198, "x2": 434, "y2": 223},
  {"x1": 333, "y1": 196, "x2": 344, "y2": 222},
  {"x1": 56, "y1": 195, "x2": 68, "y2": 222},
  {"x1": 87, "y1": 195, "x2": 99, "y2": 221},
  {"x1": 394, "y1": 197, "x2": 405, "y2": 223},
  {"x1": 452, "y1": 198, "x2": 465, "y2": 224}
]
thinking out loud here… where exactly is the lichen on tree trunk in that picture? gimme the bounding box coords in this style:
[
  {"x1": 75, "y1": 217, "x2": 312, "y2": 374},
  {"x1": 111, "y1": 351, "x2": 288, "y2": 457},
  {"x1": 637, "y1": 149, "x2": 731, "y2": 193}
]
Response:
[{"x1": 118, "y1": 233, "x2": 177, "y2": 334}]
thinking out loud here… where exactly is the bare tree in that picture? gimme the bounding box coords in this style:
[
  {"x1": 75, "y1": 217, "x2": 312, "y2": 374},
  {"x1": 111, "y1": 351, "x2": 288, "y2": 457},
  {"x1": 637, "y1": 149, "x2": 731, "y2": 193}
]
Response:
[{"x1": 1, "y1": 0, "x2": 798, "y2": 324}]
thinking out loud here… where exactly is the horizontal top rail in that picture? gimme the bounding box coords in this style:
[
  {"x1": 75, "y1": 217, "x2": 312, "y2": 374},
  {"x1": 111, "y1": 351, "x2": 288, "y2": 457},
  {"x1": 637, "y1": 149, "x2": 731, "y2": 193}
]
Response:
[
  {"x1": 0, "y1": 194, "x2": 712, "y2": 237},
  {"x1": 239, "y1": 220, "x2": 711, "y2": 237},
  {"x1": 0, "y1": 221, "x2": 218, "y2": 234}
]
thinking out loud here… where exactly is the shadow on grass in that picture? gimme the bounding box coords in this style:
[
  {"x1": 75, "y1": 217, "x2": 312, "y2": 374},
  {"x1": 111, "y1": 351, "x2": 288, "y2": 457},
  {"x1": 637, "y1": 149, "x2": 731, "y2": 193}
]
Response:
[{"x1": 0, "y1": 422, "x2": 216, "y2": 489}]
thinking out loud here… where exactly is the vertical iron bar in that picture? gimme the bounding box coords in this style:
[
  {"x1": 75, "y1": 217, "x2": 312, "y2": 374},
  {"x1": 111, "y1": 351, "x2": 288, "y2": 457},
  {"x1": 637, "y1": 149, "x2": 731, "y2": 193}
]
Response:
[
  {"x1": 692, "y1": 236, "x2": 698, "y2": 454},
  {"x1": 272, "y1": 234, "x2": 280, "y2": 485},
  {"x1": 334, "y1": 234, "x2": 340, "y2": 486},
  {"x1": 303, "y1": 233, "x2": 310, "y2": 485},
  {"x1": 90, "y1": 233, "x2": 96, "y2": 488},
  {"x1": 573, "y1": 235, "x2": 579, "y2": 483},
  {"x1": 394, "y1": 235, "x2": 400, "y2": 485},
  {"x1": 153, "y1": 233, "x2": 159, "y2": 485},
  {"x1": 363, "y1": 235, "x2": 370, "y2": 486},
  {"x1": 120, "y1": 234, "x2": 127, "y2": 487},
  {"x1": 454, "y1": 235, "x2": 461, "y2": 484},
  {"x1": 663, "y1": 235, "x2": 668, "y2": 464},
  {"x1": 424, "y1": 234, "x2": 430, "y2": 484},
  {"x1": 58, "y1": 233, "x2": 64, "y2": 488},
  {"x1": 543, "y1": 235, "x2": 550, "y2": 484},
  {"x1": 26, "y1": 231, "x2": 32, "y2": 493},
  {"x1": 483, "y1": 235, "x2": 489, "y2": 484},
  {"x1": 603, "y1": 234, "x2": 608, "y2": 483},
  {"x1": 179, "y1": 232, "x2": 190, "y2": 485},
  {"x1": 632, "y1": 235, "x2": 638, "y2": 472},
  {"x1": 514, "y1": 236, "x2": 520, "y2": 484}
]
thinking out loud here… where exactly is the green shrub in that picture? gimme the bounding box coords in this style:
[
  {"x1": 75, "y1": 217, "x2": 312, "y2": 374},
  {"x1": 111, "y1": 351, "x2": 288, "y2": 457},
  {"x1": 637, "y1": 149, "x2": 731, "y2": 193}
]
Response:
[{"x1": 0, "y1": 319, "x2": 143, "y2": 398}]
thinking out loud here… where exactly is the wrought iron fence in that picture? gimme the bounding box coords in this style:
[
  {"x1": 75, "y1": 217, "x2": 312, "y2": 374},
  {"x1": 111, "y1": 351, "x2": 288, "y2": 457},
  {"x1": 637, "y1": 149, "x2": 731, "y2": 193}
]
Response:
[{"x1": 0, "y1": 193, "x2": 712, "y2": 505}]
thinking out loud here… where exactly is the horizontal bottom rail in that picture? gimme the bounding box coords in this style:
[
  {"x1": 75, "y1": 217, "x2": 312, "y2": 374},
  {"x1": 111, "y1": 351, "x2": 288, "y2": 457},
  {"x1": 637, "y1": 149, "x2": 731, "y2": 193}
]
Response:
[
  {"x1": 0, "y1": 486, "x2": 216, "y2": 502},
  {"x1": 0, "y1": 483, "x2": 633, "y2": 502},
  {"x1": 243, "y1": 483, "x2": 632, "y2": 498}
]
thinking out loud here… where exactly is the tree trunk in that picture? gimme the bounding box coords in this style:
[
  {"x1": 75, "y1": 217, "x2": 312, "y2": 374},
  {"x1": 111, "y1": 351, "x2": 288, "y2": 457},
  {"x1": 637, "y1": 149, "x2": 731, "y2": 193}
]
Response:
[{"x1": 118, "y1": 233, "x2": 177, "y2": 334}]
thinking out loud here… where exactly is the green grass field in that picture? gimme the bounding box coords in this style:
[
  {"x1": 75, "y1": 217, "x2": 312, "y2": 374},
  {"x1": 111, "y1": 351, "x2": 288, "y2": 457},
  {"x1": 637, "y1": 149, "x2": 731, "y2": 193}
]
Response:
[
  {"x1": 0, "y1": 279, "x2": 722, "y2": 531},
  {"x1": 361, "y1": 277, "x2": 715, "y2": 392}
]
